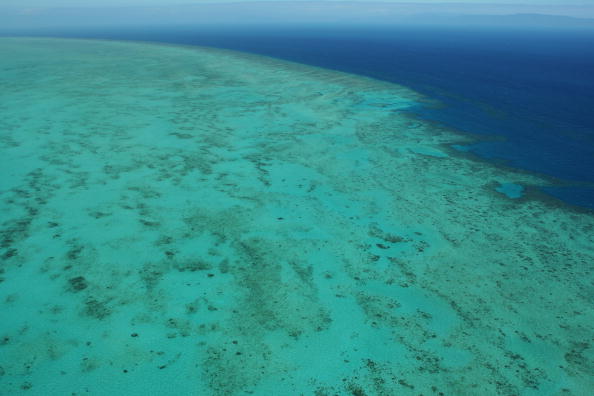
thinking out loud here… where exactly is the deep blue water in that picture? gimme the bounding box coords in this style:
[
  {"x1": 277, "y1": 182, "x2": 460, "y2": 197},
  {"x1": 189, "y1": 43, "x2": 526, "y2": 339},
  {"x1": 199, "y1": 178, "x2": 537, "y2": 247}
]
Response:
[{"x1": 9, "y1": 25, "x2": 594, "y2": 209}]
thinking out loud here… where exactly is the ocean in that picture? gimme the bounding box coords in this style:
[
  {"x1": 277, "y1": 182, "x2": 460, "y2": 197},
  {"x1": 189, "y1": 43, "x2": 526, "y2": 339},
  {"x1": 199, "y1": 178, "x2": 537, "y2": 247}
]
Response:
[
  {"x1": 43, "y1": 24, "x2": 594, "y2": 210},
  {"x1": 1, "y1": 28, "x2": 593, "y2": 395}
]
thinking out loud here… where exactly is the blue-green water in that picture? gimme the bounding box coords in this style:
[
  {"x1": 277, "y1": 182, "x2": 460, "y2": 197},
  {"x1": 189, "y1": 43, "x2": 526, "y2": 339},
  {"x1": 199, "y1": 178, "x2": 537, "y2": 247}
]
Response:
[
  {"x1": 32, "y1": 25, "x2": 594, "y2": 210},
  {"x1": 1, "y1": 38, "x2": 593, "y2": 395},
  {"x1": 496, "y1": 183, "x2": 525, "y2": 199}
]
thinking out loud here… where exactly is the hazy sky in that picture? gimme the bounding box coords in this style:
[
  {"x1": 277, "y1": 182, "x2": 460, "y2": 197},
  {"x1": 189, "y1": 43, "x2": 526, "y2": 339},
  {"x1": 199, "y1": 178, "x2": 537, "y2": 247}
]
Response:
[
  {"x1": 4, "y1": 0, "x2": 594, "y2": 7},
  {"x1": 2, "y1": 0, "x2": 593, "y2": 30}
]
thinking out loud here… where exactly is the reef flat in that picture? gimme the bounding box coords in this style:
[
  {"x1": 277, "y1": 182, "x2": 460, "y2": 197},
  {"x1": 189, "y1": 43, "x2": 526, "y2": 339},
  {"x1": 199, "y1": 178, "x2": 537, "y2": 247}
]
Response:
[{"x1": 0, "y1": 38, "x2": 593, "y2": 395}]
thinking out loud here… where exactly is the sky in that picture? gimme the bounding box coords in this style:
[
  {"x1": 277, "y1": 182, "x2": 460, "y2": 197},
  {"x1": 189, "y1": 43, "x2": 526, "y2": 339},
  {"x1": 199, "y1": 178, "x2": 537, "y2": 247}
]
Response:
[
  {"x1": 1, "y1": 1, "x2": 593, "y2": 30},
  {"x1": 3, "y1": 0, "x2": 594, "y2": 6}
]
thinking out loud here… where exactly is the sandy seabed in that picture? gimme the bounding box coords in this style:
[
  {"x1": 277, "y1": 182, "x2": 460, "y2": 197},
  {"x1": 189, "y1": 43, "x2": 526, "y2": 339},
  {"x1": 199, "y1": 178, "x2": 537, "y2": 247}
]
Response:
[{"x1": 0, "y1": 38, "x2": 593, "y2": 395}]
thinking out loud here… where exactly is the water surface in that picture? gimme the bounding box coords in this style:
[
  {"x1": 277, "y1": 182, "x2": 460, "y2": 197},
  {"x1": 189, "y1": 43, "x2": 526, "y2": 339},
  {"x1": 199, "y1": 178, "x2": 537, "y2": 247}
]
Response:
[
  {"x1": 39, "y1": 25, "x2": 594, "y2": 209},
  {"x1": 1, "y1": 37, "x2": 593, "y2": 396}
]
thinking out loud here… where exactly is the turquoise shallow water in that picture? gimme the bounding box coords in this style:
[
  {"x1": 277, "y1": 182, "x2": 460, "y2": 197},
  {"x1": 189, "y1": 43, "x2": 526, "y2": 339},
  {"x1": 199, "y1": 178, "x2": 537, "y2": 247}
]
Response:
[{"x1": 1, "y1": 38, "x2": 593, "y2": 395}]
